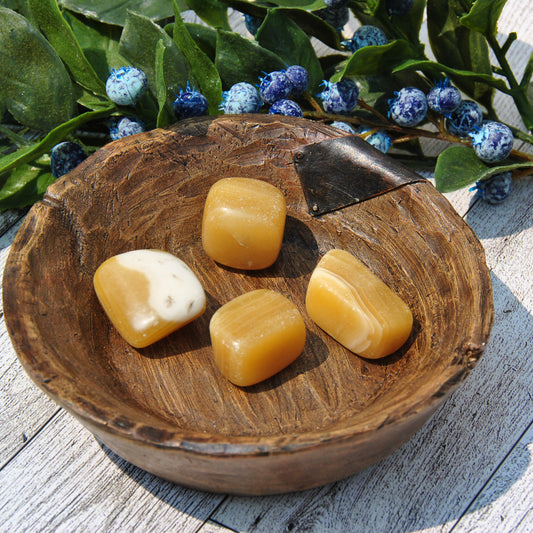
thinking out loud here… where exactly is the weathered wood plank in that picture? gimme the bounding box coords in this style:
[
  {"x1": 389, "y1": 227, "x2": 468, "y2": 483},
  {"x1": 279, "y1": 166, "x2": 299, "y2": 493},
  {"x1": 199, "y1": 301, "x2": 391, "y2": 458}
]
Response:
[
  {"x1": 452, "y1": 422, "x2": 533, "y2": 533},
  {"x1": 0, "y1": 409, "x2": 225, "y2": 532},
  {"x1": 198, "y1": 520, "x2": 239, "y2": 533},
  {"x1": 0, "y1": 209, "x2": 27, "y2": 241}
]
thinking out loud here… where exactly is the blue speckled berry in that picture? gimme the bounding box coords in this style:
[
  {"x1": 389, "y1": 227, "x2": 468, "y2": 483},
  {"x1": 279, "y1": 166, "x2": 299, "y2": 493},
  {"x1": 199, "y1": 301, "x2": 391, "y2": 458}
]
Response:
[
  {"x1": 318, "y1": 79, "x2": 359, "y2": 115},
  {"x1": 259, "y1": 71, "x2": 293, "y2": 104},
  {"x1": 315, "y1": 6, "x2": 349, "y2": 32},
  {"x1": 473, "y1": 172, "x2": 512, "y2": 204},
  {"x1": 345, "y1": 25, "x2": 388, "y2": 52},
  {"x1": 50, "y1": 142, "x2": 87, "y2": 178},
  {"x1": 268, "y1": 99, "x2": 303, "y2": 117},
  {"x1": 220, "y1": 82, "x2": 263, "y2": 114},
  {"x1": 388, "y1": 87, "x2": 427, "y2": 127},
  {"x1": 173, "y1": 82, "x2": 209, "y2": 119},
  {"x1": 106, "y1": 66, "x2": 148, "y2": 106},
  {"x1": 445, "y1": 100, "x2": 484, "y2": 137},
  {"x1": 109, "y1": 117, "x2": 145, "y2": 140},
  {"x1": 285, "y1": 65, "x2": 309, "y2": 95},
  {"x1": 330, "y1": 121, "x2": 356, "y2": 134},
  {"x1": 427, "y1": 79, "x2": 461, "y2": 115},
  {"x1": 386, "y1": 0, "x2": 414, "y2": 16},
  {"x1": 244, "y1": 14, "x2": 262, "y2": 36},
  {"x1": 357, "y1": 126, "x2": 392, "y2": 153},
  {"x1": 470, "y1": 121, "x2": 514, "y2": 163}
]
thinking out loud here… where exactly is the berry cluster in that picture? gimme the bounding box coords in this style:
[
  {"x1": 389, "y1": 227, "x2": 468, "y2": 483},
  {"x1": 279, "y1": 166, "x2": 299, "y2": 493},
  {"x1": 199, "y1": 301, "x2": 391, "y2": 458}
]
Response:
[
  {"x1": 386, "y1": 78, "x2": 515, "y2": 201},
  {"x1": 48, "y1": 0, "x2": 519, "y2": 212},
  {"x1": 220, "y1": 65, "x2": 309, "y2": 118}
]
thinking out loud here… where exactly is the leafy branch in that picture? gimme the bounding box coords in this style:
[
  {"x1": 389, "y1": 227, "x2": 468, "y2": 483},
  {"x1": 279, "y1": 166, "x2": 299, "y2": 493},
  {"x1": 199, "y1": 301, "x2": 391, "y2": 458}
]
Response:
[{"x1": 0, "y1": 0, "x2": 532, "y2": 212}]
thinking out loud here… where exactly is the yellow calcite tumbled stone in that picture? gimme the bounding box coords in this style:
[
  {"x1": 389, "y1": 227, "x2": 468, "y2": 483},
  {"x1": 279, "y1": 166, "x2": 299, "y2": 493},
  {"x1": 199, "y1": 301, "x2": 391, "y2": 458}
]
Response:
[
  {"x1": 201, "y1": 177, "x2": 286, "y2": 270},
  {"x1": 305, "y1": 249, "x2": 413, "y2": 359},
  {"x1": 209, "y1": 289, "x2": 306, "y2": 387},
  {"x1": 94, "y1": 249, "x2": 206, "y2": 348}
]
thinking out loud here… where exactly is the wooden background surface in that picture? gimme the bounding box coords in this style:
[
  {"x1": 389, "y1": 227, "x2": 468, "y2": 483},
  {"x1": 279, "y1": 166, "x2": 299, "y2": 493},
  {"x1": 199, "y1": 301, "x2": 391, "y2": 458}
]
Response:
[{"x1": 1, "y1": 2, "x2": 532, "y2": 531}]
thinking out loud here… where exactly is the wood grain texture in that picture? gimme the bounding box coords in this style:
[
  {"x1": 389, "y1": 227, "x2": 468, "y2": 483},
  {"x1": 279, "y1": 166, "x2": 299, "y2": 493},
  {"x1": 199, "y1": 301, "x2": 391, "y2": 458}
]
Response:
[
  {"x1": 0, "y1": 220, "x2": 59, "y2": 467},
  {"x1": 453, "y1": 422, "x2": 533, "y2": 533},
  {"x1": 0, "y1": 410, "x2": 225, "y2": 533},
  {"x1": 2, "y1": 115, "x2": 493, "y2": 494}
]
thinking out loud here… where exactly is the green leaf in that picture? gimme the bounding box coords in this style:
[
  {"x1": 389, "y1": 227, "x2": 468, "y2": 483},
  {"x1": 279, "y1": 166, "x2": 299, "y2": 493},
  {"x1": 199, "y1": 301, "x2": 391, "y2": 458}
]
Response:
[
  {"x1": 427, "y1": 0, "x2": 495, "y2": 109},
  {"x1": 28, "y1": 0, "x2": 106, "y2": 97},
  {"x1": 63, "y1": 11, "x2": 127, "y2": 81},
  {"x1": 333, "y1": 40, "x2": 420, "y2": 80},
  {"x1": 58, "y1": 0, "x2": 176, "y2": 27},
  {"x1": 215, "y1": 29, "x2": 286, "y2": 88},
  {"x1": 0, "y1": 105, "x2": 115, "y2": 177},
  {"x1": 184, "y1": 0, "x2": 230, "y2": 30},
  {"x1": 435, "y1": 145, "x2": 490, "y2": 192},
  {"x1": 171, "y1": 1, "x2": 222, "y2": 114},
  {"x1": 0, "y1": 158, "x2": 55, "y2": 212},
  {"x1": 351, "y1": 0, "x2": 381, "y2": 16},
  {"x1": 184, "y1": 23, "x2": 218, "y2": 60},
  {"x1": 520, "y1": 51, "x2": 533, "y2": 89},
  {"x1": 154, "y1": 40, "x2": 173, "y2": 128},
  {"x1": 434, "y1": 145, "x2": 533, "y2": 192},
  {"x1": 119, "y1": 12, "x2": 192, "y2": 104},
  {"x1": 392, "y1": 59, "x2": 508, "y2": 92},
  {"x1": 278, "y1": 8, "x2": 342, "y2": 49},
  {"x1": 221, "y1": 1, "x2": 341, "y2": 49},
  {"x1": 460, "y1": 0, "x2": 507, "y2": 37},
  {"x1": 0, "y1": 0, "x2": 35, "y2": 22},
  {"x1": 0, "y1": 8, "x2": 76, "y2": 130},
  {"x1": 270, "y1": 0, "x2": 324, "y2": 7},
  {"x1": 256, "y1": 9, "x2": 323, "y2": 91},
  {"x1": 392, "y1": 0, "x2": 427, "y2": 44}
]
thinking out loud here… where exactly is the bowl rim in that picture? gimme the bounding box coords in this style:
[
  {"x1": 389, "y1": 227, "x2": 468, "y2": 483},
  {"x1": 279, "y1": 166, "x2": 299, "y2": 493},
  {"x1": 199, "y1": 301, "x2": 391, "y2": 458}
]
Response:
[{"x1": 3, "y1": 115, "x2": 494, "y2": 460}]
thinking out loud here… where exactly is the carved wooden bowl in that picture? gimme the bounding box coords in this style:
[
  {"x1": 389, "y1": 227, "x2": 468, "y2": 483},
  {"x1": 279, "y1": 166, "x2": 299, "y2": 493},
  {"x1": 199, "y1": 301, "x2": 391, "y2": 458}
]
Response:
[{"x1": 3, "y1": 115, "x2": 493, "y2": 495}]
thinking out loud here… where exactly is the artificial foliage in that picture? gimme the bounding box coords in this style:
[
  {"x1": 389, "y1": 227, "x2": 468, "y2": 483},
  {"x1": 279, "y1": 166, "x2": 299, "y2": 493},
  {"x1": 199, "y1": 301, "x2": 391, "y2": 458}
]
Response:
[{"x1": 0, "y1": 0, "x2": 532, "y2": 210}]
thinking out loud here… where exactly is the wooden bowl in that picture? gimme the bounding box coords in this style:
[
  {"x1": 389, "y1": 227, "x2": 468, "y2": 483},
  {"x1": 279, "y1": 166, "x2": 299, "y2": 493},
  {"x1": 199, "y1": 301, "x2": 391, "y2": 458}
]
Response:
[{"x1": 3, "y1": 115, "x2": 493, "y2": 495}]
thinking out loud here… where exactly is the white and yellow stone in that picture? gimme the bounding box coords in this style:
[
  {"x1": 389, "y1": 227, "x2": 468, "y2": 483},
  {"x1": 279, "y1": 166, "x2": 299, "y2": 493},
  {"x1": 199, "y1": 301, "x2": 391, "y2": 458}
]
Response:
[{"x1": 94, "y1": 249, "x2": 206, "y2": 348}]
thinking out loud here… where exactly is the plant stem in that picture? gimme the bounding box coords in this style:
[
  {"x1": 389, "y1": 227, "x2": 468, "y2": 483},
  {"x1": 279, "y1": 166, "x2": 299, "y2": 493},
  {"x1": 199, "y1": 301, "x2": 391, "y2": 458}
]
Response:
[{"x1": 487, "y1": 33, "x2": 533, "y2": 131}]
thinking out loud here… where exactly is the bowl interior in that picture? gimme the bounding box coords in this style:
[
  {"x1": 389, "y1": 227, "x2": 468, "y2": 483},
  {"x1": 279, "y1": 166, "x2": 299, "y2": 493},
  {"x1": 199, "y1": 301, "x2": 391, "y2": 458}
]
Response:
[{"x1": 4, "y1": 116, "x2": 493, "y2": 449}]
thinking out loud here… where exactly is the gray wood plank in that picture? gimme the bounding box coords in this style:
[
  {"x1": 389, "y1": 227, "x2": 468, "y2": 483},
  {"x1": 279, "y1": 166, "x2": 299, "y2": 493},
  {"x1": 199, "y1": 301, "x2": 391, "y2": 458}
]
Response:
[
  {"x1": 0, "y1": 409, "x2": 226, "y2": 533},
  {"x1": 0, "y1": 210, "x2": 27, "y2": 241},
  {"x1": 453, "y1": 421, "x2": 533, "y2": 533}
]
